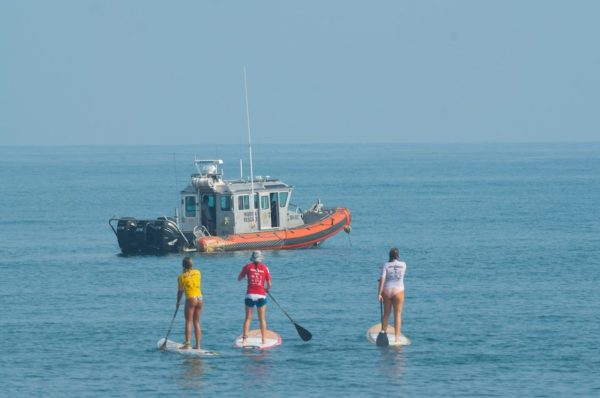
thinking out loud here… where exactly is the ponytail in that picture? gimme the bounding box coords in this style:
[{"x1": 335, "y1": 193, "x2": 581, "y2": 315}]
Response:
[{"x1": 388, "y1": 247, "x2": 400, "y2": 262}]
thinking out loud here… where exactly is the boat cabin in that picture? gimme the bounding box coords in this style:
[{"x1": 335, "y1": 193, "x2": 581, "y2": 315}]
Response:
[{"x1": 178, "y1": 160, "x2": 304, "y2": 237}]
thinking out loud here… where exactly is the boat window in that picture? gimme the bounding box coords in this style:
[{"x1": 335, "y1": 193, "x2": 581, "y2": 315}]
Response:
[
  {"x1": 238, "y1": 195, "x2": 250, "y2": 210},
  {"x1": 202, "y1": 195, "x2": 215, "y2": 208},
  {"x1": 279, "y1": 192, "x2": 288, "y2": 208},
  {"x1": 185, "y1": 196, "x2": 197, "y2": 218},
  {"x1": 254, "y1": 193, "x2": 259, "y2": 210},
  {"x1": 220, "y1": 195, "x2": 231, "y2": 211},
  {"x1": 261, "y1": 195, "x2": 269, "y2": 210}
]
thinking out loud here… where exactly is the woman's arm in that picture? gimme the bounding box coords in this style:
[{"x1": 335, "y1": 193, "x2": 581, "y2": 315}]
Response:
[
  {"x1": 377, "y1": 277, "x2": 385, "y2": 302},
  {"x1": 176, "y1": 289, "x2": 183, "y2": 308},
  {"x1": 237, "y1": 267, "x2": 246, "y2": 281}
]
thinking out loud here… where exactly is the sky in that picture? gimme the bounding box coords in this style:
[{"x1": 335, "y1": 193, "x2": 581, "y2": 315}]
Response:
[{"x1": 1, "y1": 0, "x2": 599, "y2": 145}]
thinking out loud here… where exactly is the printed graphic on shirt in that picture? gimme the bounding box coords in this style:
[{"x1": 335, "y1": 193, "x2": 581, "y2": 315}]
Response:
[
  {"x1": 386, "y1": 265, "x2": 403, "y2": 281},
  {"x1": 248, "y1": 268, "x2": 265, "y2": 287},
  {"x1": 242, "y1": 263, "x2": 271, "y2": 295}
]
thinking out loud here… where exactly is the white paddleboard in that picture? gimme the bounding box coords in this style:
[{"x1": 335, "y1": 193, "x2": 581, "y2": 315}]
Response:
[
  {"x1": 157, "y1": 338, "x2": 219, "y2": 356},
  {"x1": 233, "y1": 329, "x2": 282, "y2": 350},
  {"x1": 366, "y1": 323, "x2": 411, "y2": 346}
]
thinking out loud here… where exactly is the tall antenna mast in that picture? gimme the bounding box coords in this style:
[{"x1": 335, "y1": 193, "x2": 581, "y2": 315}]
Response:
[{"x1": 243, "y1": 65, "x2": 256, "y2": 221}]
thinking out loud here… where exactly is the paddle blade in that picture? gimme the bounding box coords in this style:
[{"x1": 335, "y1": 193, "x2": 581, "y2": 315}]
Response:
[
  {"x1": 376, "y1": 331, "x2": 389, "y2": 347},
  {"x1": 294, "y1": 323, "x2": 312, "y2": 342}
]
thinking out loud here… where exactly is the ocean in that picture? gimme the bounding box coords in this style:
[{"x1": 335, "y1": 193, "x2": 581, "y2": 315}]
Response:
[{"x1": 1, "y1": 143, "x2": 599, "y2": 397}]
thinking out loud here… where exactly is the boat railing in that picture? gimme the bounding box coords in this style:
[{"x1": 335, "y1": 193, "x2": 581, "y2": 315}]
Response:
[
  {"x1": 108, "y1": 218, "x2": 119, "y2": 236},
  {"x1": 193, "y1": 225, "x2": 211, "y2": 238},
  {"x1": 194, "y1": 159, "x2": 223, "y2": 177}
]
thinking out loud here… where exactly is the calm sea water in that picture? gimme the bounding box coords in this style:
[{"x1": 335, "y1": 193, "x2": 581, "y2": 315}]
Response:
[{"x1": 1, "y1": 143, "x2": 599, "y2": 397}]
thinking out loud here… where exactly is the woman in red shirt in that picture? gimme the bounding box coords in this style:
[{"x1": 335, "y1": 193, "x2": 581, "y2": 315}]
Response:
[{"x1": 238, "y1": 250, "x2": 272, "y2": 345}]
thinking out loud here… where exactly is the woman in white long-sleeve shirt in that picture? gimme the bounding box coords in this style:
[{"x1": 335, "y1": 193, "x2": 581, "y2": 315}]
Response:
[{"x1": 377, "y1": 247, "x2": 407, "y2": 344}]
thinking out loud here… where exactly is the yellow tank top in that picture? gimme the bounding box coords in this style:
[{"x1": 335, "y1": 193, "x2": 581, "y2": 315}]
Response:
[{"x1": 178, "y1": 269, "x2": 202, "y2": 298}]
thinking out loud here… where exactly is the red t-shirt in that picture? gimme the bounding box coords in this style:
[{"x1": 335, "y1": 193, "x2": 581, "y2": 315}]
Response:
[{"x1": 240, "y1": 262, "x2": 271, "y2": 295}]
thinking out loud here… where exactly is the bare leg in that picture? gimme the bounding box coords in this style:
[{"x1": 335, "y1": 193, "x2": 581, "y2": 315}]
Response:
[
  {"x1": 257, "y1": 305, "x2": 267, "y2": 344},
  {"x1": 193, "y1": 300, "x2": 203, "y2": 349},
  {"x1": 392, "y1": 292, "x2": 405, "y2": 342},
  {"x1": 182, "y1": 300, "x2": 194, "y2": 349},
  {"x1": 243, "y1": 306, "x2": 253, "y2": 345},
  {"x1": 382, "y1": 294, "x2": 392, "y2": 333}
]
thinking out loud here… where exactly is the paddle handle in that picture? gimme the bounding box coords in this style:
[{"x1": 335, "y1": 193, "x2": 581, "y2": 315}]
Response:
[{"x1": 160, "y1": 304, "x2": 179, "y2": 350}]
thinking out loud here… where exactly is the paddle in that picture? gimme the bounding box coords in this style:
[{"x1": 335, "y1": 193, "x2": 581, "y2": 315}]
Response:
[
  {"x1": 376, "y1": 300, "x2": 389, "y2": 347},
  {"x1": 267, "y1": 292, "x2": 312, "y2": 342},
  {"x1": 159, "y1": 303, "x2": 180, "y2": 351}
]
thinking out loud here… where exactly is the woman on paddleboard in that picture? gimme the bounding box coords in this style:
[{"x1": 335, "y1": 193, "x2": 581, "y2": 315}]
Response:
[
  {"x1": 238, "y1": 250, "x2": 272, "y2": 345},
  {"x1": 377, "y1": 247, "x2": 407, "y2": 344},
  {"x1": 176, "y1": 256, "x2": 203, "y2": 349}
]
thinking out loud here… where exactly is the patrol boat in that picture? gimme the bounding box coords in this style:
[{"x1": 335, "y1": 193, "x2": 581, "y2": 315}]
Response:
[{"x1": 109, "y1": 159, "x2": 351, "y2": 254}]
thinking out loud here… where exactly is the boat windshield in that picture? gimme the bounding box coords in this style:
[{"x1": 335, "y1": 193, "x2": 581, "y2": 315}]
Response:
[{"x1": 279, "y1": 192, "x2": 289, "y2": 207}]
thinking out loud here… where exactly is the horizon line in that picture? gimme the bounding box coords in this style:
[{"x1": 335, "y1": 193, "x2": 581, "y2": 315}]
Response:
[{"x1": 1, "y1": 140, "x2": 599, "y2": 147}]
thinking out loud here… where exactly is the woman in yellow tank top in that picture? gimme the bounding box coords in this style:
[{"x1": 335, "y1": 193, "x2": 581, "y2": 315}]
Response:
[{"x1": 176, "y1": 257, "x2": 203, "y2": 349}]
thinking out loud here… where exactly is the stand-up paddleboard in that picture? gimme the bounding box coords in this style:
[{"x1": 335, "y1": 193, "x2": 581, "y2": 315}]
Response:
[
  {"x1": 366, "y1": 324, "x2": 411, "y2": 346},
  {"x1": 157, "y1": 338, "x2": 219, "y2": 356},
  {"x1": 233, "y1": 329, "x2": 282, "y2": 350}
]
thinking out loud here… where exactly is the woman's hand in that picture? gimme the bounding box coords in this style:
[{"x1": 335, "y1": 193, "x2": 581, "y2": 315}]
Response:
[{"x1": 378, "y1": 294, "x2": 383, "y2": 302}]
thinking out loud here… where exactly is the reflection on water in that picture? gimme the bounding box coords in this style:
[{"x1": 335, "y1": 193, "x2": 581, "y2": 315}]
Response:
[
  {"x1": 378, "y1": 346, "x2": 408, "y2": 380},
  {"x1": 241, "y1": 350, "x2": 270, "y2": 386},
  {"x1": 179, "y1": 357, "x2": 206, "y2": 389}
]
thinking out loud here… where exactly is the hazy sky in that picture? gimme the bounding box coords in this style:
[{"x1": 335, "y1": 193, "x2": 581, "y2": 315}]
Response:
[{"x1": 1, "y1": 1, "x2": 599, "y2": 145}]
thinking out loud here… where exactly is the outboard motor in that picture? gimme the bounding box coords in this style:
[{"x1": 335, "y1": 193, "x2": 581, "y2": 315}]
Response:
[
  {"x1": 110, "y1": 217, "x2": 184, "y2": 254},
  {"x1": 115, "y1": 218, "x2": 139, "y2": 254}
]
